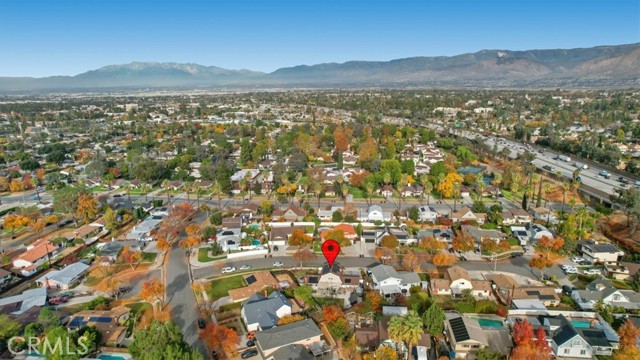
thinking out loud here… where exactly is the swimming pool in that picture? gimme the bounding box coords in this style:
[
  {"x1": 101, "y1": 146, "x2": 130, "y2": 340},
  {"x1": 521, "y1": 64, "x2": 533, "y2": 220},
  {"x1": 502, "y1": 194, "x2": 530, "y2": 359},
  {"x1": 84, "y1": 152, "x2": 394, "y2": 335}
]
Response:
[
  {"x1": 247, "y1": 224, "x2": 260, "y2": 230},
  {"x1": 475, "y1": 318, "x2": 504, "y2": 328},
  {"x1": 251, "y1": 240, "x2": 261, "y2": 246},
  {"x1": 98, "y1": 354, "x2": 128, "y2": 360},
  {"x1": 571, "y1": 320, "x2": 592, "y2": 329}
]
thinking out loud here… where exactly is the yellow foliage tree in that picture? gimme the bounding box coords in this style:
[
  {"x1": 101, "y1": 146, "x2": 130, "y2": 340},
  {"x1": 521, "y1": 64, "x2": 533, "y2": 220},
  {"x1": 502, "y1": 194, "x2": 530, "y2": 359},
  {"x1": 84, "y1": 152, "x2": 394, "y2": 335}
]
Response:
[
  {"x1": 276, "y1": 314, "x2": 306, "y2": 326},
  {"x1": 436, "y1": 171, "x2": 463, "y2": 198}
]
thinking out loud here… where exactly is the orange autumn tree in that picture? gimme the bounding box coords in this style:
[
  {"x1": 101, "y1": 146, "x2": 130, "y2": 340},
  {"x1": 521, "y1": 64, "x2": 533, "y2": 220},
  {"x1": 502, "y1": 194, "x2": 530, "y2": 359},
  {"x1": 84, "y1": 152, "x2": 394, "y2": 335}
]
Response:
[
  {"x1": 436, "y1": 171, "x2": 463, "y2": 198},
  {"x1": 323, "y1": 305, "x2": 344, "y2": 323},
  {"x1": 179, "y1": 236, "x2": 202, "y2": 253},
  {"x1": 3, "y1": 214, "x2": 32, "y2": 237},
  {"x1": 76, "y1": 193, "x2": 98, "y2": 224},
  {"x1": 364, "y1": 291, "x2": 383, "y2": 313},
  {"x1": 511, "y1": 319, "x2": 551, "y2": 360},
  {"x1": 292, "y1": 247, "x2": 316, "y2": 268},
  {"x1": 418, "y1": 235, "x2": 445, "y2": 255},
  {"x1": 529, "y1": 251, "x2": 553, "y2": 277},
  {"x1": 199, "y1": 323, "x2": 240, "y2": 357},
  {"x1": 374, "y1": 247, "x2": 396, "y2": 264},
  {"x1": 452, "y1": 230, "x2": 474, "y2": 253},
  {"x1": 538, "y1": 236, "x2": 564, "y2": 253},
  {"x1": 156, "y1": 236, "x2": 171, "y2": 252},
  {"x1": 120, "y1": 246, "x2": 141, "y2": 270},
  {"x1": 432, "y1": 252, "x2": 457, "y2": 267},
  {"x1": 380, "y1": 234, "x2": 399, "y2": 249},
  {"x1": 140, "y1": 279, "x2": 165, "y2": 308},
  {"x1": 402, "y1": 250, "x2": 421, "y2": 272},
  {"x1": 333, "y1": 126, "x2": 350, "y2": 152},
  {"x1": 289, "y1": 228, "x2": 312, "y2": 246},
  {"x1": 613, "y1": 319, "x2": 640, "y2": 360}
]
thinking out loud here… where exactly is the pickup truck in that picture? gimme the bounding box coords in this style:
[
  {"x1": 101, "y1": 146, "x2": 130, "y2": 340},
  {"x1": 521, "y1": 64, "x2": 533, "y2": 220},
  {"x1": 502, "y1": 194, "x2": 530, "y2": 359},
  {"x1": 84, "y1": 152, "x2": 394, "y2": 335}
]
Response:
[
  {"x1": 573, "y1": 162, "x2": 588, "y2": 170},
  {"x1": 543, "y1": 165, "x2": 556, "y2": 172},
  {"x1": 557, "y1": 155, "x2": 571, "y2": 162}
]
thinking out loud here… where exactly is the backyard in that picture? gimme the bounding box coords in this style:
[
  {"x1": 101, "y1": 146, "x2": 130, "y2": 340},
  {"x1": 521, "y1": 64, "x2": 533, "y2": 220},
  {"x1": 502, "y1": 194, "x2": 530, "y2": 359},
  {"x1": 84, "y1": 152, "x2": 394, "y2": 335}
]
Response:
[{"x1": 206, "y1": 274, "x2": 246, "y2": 301}]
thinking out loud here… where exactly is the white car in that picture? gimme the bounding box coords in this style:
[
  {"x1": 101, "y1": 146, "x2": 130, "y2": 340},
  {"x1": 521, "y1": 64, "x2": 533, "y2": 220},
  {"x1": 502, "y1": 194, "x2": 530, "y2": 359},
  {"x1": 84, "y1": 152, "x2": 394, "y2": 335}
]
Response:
[
  {"x1": 221, "y1": 266, "x2": 237, "y2": 274},
  {"x1": 272, "y1": 261, "x2": 284, "y2": 267},
  {"x1": 564, "y1": 267, "x2": 578, "y2": 274},
  {"x1": 239, "y1": 265, "x2": 252, "y2": 270},
  {"x1": 584, "y1": 269, "x2": 601, "y2": 276},
  {"x1": 570, "y1": 257, "x2": 585, "y2": 263}
]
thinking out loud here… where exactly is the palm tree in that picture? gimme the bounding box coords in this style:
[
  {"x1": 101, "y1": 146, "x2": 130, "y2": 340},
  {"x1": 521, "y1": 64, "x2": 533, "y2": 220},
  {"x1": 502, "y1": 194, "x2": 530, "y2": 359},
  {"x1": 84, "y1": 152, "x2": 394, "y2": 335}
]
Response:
[
  {"x1": 192, "y1": 182, "x2": 201, "y2": 207},
  {"x1": 140, "y1": 183, "x2": 152, "y2": 203},
  {"x1": 341, "y1": 184, "x2": 349, "y2": 207},
  {"x1": 184, "y1": 182, "x2": 192, "y2": 203},
  {"x1": 474, "y1": 173, "x2": 486, "y2": 203},
  {"x1": 161, "y1": 179, "x2": 171, "y2": 204},
  {"x1": 561, "y1": 183, "x2": 569, "y2": 214},
  {"x1": 123, "y1": 182, "x2": 132, "y2": 203},
  {"x1": 313, "y1": 182, "x2": 323, "y2": 212},
  {"x1": 365, "y1": 180, "x2": 375, "y2": 206},
  {"x1": 239, "y1": 178, "x2": 249, "y2": 203},
  {"x1": 244, "y1": 171, "x2": 253, "y2": 202},
  {"x1": 396, "y1": 174, "x2": 408, "y2": 211},
  {"x1": 388, "y1": 310, "x2": 424, "y2": 360},
  {"x1": 452, "y1": 181, "x2": 461, "y2": 212},
  {"x1": 491, "y1": 173, "x2": 502, "y2": 197},
  {"x1": 543, "y1": 183, "x2": 553, "y2": 208},
  {"x1": 211, "y1": 180, "x2": 224, "y2": 210}
]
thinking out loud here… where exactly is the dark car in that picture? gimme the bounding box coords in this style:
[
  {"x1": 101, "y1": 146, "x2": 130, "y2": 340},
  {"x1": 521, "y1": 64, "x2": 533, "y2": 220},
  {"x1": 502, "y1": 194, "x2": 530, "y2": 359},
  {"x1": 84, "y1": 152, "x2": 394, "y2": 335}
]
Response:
[
  {"x1": 511, "y1": 252, "x2": 523, "y2": 258},
  {"x1": 197, "y1": 318, "x2": 207, "y2": 329},
  {"x1": 562, "y1": 285, "x2": 574, "y2": 295},
  {"x1": 246, "y1": 339, "x2": 255, "y2": 347},
  {"x1": 211, "y1": 351, "x2": 219, "y2": 360},
  {"x1": 241, "y1": 349, "x2": 258, "y2": 359}
]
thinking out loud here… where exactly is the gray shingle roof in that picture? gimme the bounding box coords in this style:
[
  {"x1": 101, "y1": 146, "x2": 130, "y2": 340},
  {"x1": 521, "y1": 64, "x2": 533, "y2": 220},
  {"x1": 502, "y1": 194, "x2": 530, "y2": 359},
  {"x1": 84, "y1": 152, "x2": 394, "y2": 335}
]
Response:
[
  {"x1": 243, "y1": 291, "x2": 291, "y2": 330},
  {"x1": 268, "y1": 344, "x2": 314, "y2": 360},
  {"x1": 553, "y1": 316, "x2": 579, "y2": 346},
  {"x1": 36, "y1": 262, "x2": 89, "y2": 286},
  {"x1": 255, "y1": 318, "x2": 321, "y2": 351}
]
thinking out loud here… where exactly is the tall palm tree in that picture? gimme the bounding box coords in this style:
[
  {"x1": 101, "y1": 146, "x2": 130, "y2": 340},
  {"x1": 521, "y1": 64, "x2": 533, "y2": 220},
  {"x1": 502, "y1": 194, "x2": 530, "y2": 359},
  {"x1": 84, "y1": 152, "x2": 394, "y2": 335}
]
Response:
[
  {"x1": 192, "y1": 182, "x2": 201, "y2": 207},
  {"x1": 543, "y1": 183, "x2": 553, "y2": 208},
  {"x1": 341, "y1": 184, "x2": 349, "y2": 208},
  {"x1": 184, "y1": 182, "x2": 192, "y2": 203},
  {"x1": 211, "y1": 180, "x2": 224, "y2": 210},
  {"x1": 314, "y1": 182, "x2": 323, "y2": 212},
  {"x1": 122, "y1": 182, "x2": 132, "y2": 203},
  {"x1": 491, "y1": 173, "x2": 502, "y2": 197},
  {"x1": 244, "y1": 171, "x2": 253, "y2": 202},
  {"x1": 561, "y1": 183, "x2": 569, "y2": 214},
  {"x1": 452, "y1": 181, "x2": 461, "y2": 212},
  {"x1": 140, "y1": 183, "x2": 152, "y2": 203},
  {"x1": 474, "y1": 173, "x2": 486, "y2": 203},
  {"x1": 161, "y1": 179, "x2": 171, "y2": 204},
  {"x1": 423, "y1": 180, "x2": 433, "y2": 207},
  {"x1": 396, "y1": 174, "x2": 408, "y2": 211},
  {"x1": 365, "y1": 180, "x2": 375, "y2": 206},
  {"x1": 388, "y1": 310, "x2": 424, "y2": 360}
]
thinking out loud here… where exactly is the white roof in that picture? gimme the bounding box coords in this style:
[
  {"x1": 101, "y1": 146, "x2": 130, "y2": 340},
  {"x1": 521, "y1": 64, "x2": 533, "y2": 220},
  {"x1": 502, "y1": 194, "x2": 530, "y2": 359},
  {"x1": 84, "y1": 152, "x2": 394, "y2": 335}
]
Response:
[
  {"x1": 0, "y1": 287, "x2": 47, "y2": 314},
  {"x1": 37, "y1": 262, "x2": 89, "y2": 286}
]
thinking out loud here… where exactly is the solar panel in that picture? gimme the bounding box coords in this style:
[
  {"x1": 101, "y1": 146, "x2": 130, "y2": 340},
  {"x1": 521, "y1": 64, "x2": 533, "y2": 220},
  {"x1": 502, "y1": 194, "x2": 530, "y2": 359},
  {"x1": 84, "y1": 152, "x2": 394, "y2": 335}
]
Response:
[
  {"x1": 308, "y1": 276, "x2": 318, "y2": 284},
  {"x1": 539, "y1": 295, "x2": 556, "y2": 300},
  {"x1": 246, "y1": 275, "x2": 257, "y2": 285},
  {"x1": 526, "y1": 290, "x2": 541, "y2": 296},
  {"x1": 449, "y1": 317, "x2": 470, "y2": 342},
  {"x1": 69, "y1": 318, "x2": 87, "y2": 327},
  {"x1": 88, "y1": 316, "x2": 112, "y2": 323}
]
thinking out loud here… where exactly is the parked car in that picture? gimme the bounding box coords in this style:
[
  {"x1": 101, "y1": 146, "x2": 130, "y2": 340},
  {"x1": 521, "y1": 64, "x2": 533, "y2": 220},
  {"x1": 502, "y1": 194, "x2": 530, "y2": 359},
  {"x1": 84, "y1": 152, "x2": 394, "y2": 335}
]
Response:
[
  {"x1": 49, "y1": 296, "x2": 69, "y2": 305},
  {"x1": 221, "y1": 266, "x2": 237, "y2": 274},
  {"x1": 246, "y1": 339, "x2": 255, "y2": 347},
  {"x1": 198, "y1": 318, "x2": 207, "y2": 329},
  {"x1": 563, "y1": 267, "x2": 578, "y2": 274},
  {"x1": 562, "y1": 285, "x2": 574, "y2": 295},
  {"x1": 241, "y1": 349, "x2": 258, "y2": 359},
  {"x1": 59, "y1": 291, "x2": 74, "y2": 298},
  {"x1": 570, "y1": 257, "x2": 585, "y2": 263},
  {"x1": 511, "y1": 252, "x2": 523, "y2": 258},
  {"x1": 272, "y1": 261, "x2": 284, "y2": 267},
  {"x1": 584, "y1": 268, "x2": 602, "y2": 276},
  {"x1": 239, "y1": 265, "x2": 252, "y2": 270}
]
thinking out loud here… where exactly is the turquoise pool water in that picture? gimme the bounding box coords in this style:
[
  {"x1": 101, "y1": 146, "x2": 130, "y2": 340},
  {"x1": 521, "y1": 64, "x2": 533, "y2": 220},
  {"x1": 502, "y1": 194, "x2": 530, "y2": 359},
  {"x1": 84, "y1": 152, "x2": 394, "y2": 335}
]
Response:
[
  {"x1": 248, "y1": 224, "x2": 260, "y2": 230},
  {"x1": 98, "y1": 355, "x2": 127, "y2": 360},
  {"x1": 457, "y1": 166, "x2": 485, "y2": 175},
  {"x1": 475, "y1": 318, "x2": 504, "y2": 328},
  {"x1": 251, "y1": 240, "x2": 261, "y2": 246},
  {"x1": 571, "y1": 320, "x2": 591, "y2": 328}
]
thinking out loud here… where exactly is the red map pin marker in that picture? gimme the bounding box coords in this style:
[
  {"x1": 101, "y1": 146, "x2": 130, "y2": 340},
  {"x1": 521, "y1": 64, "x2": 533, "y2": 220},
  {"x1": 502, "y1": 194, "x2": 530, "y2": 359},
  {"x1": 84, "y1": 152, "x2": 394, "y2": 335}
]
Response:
[{"x1": 321, "y1": 239, "x2": 340, "y2": 268}]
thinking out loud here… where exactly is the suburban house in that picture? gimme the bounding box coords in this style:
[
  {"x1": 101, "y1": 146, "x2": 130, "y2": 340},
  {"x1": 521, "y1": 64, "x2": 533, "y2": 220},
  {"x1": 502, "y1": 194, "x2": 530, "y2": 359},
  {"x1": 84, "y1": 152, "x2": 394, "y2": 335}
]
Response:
[
  {"x1": 272, "y1": 204, "x2": 307, "y2": 222},
  {"x1": 578, "y1": 240, "x2": 625, "y2": 263},
  {"x1": 418, "y1": 206, "x2": 439, "y2": 222},
  {"x1": 35, "y1": 262, "x2": 90, "y2": 290},
  {"x1": 303, "y1": 264, "x2": 361, "y2": 306},
  {"x1": 551, "y1": 315, "x2": 617, "y2": 358},
  {"x1": 376, "y1": 227, "x2": 412, "y2": 245},
  {"x1": 67, "y1": 306, "x2": 131, "y2": 346},
  {"x1": 571, "y1": 278, "x2": 640, "y2": 310},
  {"x1": 0, "y1": 268, "x2": 12, "y2": 284},
  {"x1": 416, "y1": 228, "x2": 454, "y2": 245},
  {"x1": 241, "y1": 291, "x2": 292, "y2": 332},
  {"x1": 445, "y1": 316, "x2": 488, "y2": 359},
  {"x1": 461, "y1": 225, "x2": 505, "y2": 244},
  {"x1": 355, "y1": 318, "x2": 431, "y2": 354},
  {"x1": 12, "y1": 239, "x2": 59, "y2": 276},
  {"x1": 510, "y1": 224, "x2": 553, "y2": 245},
  {"x1": 531, "y1": 207, "x2": 558, "y2": 224},
  {"x1": 0, "y1": 287, "x2": 48, "y2": 315},
  {"x1": 269, "y1": 225, "x2": 306, "y2": 247},
  {"x1": 214, "y1": 228, "x2": 242, "y2": 252},
  {"x1": 228, "y1": 272, "x2": 281, "y2": 303},
  {"x1": 603, "y1": 262, "x2": 640, "y2": 281},
  {"x1": 429, "y1": 266, "x2": 492, "y2": 299},
  {"x1": 366, "y1": 205, "x2": 390, "y2": 222},
  {"x1": 254, "y1": 318, "x2": 324, "y2": 358},
  {"x1": 320, "y1": 224, "x2": 358, "y2": 244},
  {"x1": 368, "y1": 264, "x2": 421, "y2": 298},
  {"x1": 318, "y1": 206, "x2": 343, "y2": 221},
  {"x1": 510, "y1": 287, "x2": 561, "y2": 307},
  {"x1": 508, "y1": 208, "x2": 534, "y2": 224},
  {"x1": 450, "y1": 207, "x2": 486, "y2": 225}
]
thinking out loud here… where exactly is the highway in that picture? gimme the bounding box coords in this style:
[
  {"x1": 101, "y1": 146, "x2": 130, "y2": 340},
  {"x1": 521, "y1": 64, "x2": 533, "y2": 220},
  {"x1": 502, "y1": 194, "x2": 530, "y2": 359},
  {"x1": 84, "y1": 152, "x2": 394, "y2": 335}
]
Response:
[{"x1": 424, "y1": 124, "x2": 636, "y2": 201}]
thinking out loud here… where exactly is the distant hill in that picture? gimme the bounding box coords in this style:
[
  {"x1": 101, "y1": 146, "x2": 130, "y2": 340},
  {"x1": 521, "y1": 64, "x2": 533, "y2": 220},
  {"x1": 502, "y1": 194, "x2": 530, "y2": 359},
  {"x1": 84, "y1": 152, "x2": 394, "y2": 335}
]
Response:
[{"x1": 1, "y1": 44, "x2": 639, "y2": 92}]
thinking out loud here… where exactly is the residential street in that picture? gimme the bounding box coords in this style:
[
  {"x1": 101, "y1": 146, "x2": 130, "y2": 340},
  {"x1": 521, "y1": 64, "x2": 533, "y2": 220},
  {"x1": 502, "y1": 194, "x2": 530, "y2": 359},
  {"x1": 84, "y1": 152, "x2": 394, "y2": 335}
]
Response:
[{"x1": 165, "y1": 213, "x2": 208, "y2": 359}]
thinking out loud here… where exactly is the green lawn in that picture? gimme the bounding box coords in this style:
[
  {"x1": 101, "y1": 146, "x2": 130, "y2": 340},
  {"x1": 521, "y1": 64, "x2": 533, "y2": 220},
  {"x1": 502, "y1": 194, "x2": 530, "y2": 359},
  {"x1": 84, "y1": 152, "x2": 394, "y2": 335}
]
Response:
[
  {"x1": 141, "y1": 252, "x2": 157, "y2": 262},
  {"x1": 207, "y1": 275, "x2": 246, "y2": 301},
  {"x1": 91, "y1": 186, "x2": 109, "y2": 193},
  {"x1": 198, "y1": 248, "x2": 226, "y2": 263},
  {"x1": 218, "y1": 302, "x2": 242, "y2": 312}
]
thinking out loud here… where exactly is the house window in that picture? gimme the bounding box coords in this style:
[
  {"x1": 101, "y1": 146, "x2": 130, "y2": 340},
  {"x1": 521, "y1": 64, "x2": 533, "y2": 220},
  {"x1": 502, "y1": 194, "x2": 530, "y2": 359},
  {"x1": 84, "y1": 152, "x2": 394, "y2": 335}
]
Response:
[
  {"x1": 572, "y1": 340, "x2": 581, "y2": 346},
  {"x1": 344, "y1": 279, "x2": 351, "y2": 284},
  {"x1": 580, "y1": 350, "x2": 586, "y2": 355},
  {"x1": 564, "y1": 349, "x2": 570, "y2": 354}
]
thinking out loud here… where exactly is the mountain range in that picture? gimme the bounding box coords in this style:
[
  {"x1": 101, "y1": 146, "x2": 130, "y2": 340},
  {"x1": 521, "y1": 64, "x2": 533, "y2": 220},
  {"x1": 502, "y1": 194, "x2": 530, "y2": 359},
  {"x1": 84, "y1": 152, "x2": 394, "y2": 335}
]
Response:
[{"x1": 2, "y1": 43, "x2": 639, "y2": 91}]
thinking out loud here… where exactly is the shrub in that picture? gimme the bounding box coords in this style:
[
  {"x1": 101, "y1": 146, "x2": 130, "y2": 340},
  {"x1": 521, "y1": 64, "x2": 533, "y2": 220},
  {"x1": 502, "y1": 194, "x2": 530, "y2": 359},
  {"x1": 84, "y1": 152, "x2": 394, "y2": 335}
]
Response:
[
  {"x1": 474, "y1": 300, "x2": 498, "y2": 314},
  {"x1": 455, "y1": 302, "x2": 475, "y2": 313}
]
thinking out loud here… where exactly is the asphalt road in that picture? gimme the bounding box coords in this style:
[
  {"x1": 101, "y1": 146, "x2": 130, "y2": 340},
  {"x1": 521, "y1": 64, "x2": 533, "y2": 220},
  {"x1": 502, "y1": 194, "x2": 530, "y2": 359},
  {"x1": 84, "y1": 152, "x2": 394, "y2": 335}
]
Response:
[
  {"x1": 119, "y1": 268, "x2": 161, "y2": 300},
  {"x1": 165, "y1": 211, "x2": 208, "y2": 358}
]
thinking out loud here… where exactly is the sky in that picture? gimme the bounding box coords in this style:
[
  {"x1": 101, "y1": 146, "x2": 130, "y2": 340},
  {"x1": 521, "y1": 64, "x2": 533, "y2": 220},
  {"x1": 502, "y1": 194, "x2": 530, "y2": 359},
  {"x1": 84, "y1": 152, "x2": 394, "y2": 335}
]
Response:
[{"x1": 1, "y1": 0, "x2": 638, "y2": 77}]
